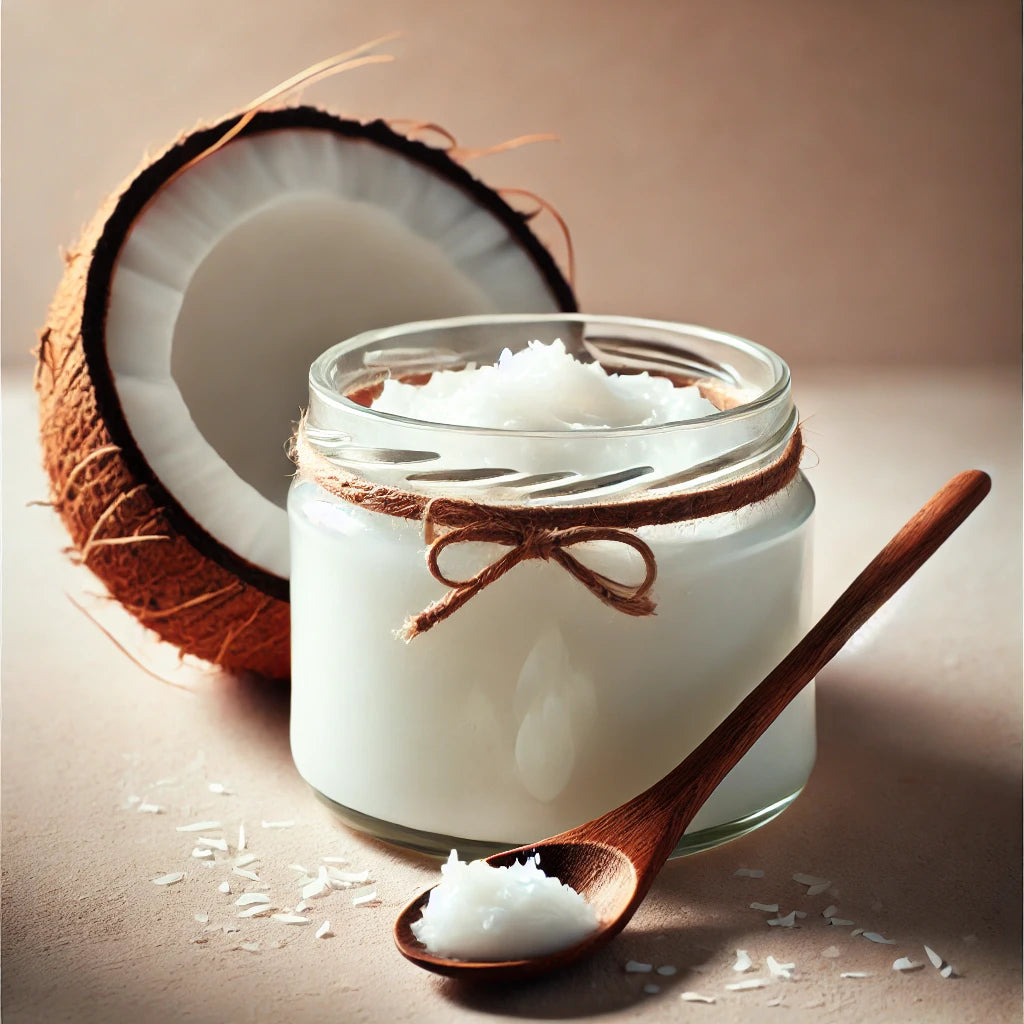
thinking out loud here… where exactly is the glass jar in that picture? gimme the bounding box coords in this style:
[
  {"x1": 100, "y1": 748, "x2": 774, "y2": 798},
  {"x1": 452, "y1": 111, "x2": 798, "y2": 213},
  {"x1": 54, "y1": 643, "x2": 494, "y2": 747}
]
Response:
[{"x1": 289, "y1": 314, "x2": 815, "y2": 858}]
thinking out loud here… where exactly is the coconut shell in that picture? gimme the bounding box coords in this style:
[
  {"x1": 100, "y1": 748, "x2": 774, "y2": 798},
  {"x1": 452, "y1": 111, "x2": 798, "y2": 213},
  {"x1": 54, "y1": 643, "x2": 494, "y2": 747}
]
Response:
[{"x1": 35, "y1": 107, "x2": 576, "y2": 680}]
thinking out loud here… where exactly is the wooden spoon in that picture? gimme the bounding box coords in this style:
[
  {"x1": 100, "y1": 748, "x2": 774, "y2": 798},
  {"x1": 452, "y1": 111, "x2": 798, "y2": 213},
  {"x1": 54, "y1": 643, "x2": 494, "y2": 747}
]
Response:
[{"x1": 394, "y1": 470, "x2": 991, "y2": 981}]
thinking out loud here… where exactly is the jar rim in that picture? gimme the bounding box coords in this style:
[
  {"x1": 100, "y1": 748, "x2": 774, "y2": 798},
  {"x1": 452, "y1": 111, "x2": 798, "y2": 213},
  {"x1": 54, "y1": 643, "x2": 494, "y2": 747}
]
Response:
[{"x1": 308, "y1": 313, "x2": 791, "y2": 440}]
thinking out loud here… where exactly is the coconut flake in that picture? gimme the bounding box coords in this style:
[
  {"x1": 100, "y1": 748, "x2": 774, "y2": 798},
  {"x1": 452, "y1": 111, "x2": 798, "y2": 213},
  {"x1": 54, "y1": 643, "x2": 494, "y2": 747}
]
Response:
[
  {"x1": 289, "y1": 863, "x2": 308, "y2": 874},
  {"x1": 326, "y1": 867, "x2": 370, "y2": 884},
  {"x1": 260, "y1": 820, "x2": 295, "y2": 829},
  {"x1": 806, "y1": 882, "x2": 831, "y2": 896},
  {"x1": 137, "y1": 803, "x2": 164, "y2": 814},
  {"x1": 189, "y1": 936, "x2": 209, "y2": 944},
  {"x1": 316, "y1": 920, "x2": 334, "y2": 938},
  {"x1": 821, "y1": 946, "x2": 841, "y2": 958},
  {"x1": 725, "y1": 978, "x2": 767, "y2": 991},
  {"x1": 822, "y1": 904, "x2": 838, "y2": 919},
  {"x1": 176, "y1": 821, "x2": 222, "y2": 832},
  {"x1": 940, "y1": 964, "x2": 957, "y2": 978},
  {"x1": 680, "y1": 992, "x2": 716, "y2": 1004},
  {"x1": 237, "y1": 904, "x2": 275, "y2": 918},
  {"x1": 767, "y1": 911, "x2": 798, "y2": 928},
  {"x1": 233, "y1": 853, "x2": 258, "y2": 868},
  {"x1": 234, "y1": 941, "x2": 261, "y2": 953},
  {"x1": 924, "y1": 945, "x2": 943, "y2": 969},
  {"x1": 850, "y1": 928, "x2": 865, "y2": 937},
  {"x1": 893, "y1": 957, "x2": 923, "y2": 972},
  {"x1": 862, "y1": 932, "x2": 896, "y2": 944},
  {"x1": 734, "y1": 868, "x2": 765, "y2": 878},
  {"x1": 233, "y1": 867, "x2": 260, "y2": 882},
  {"x1": 152, "y1": 872, "x2": 184, "y2": 885},
  {"x1": 766, "y1": 998, "x2": 782, "y2": 1007},
  {"x1": 656, "y1": 965, "x2": 677, "y2": 976},
  {"x1": 302, "y1": 878, "x2": 328, "y2": 900},
  {"x1": 642, "y1": 984, "x2": 660, "y2": 995},
  {"x1": 840, "y1": 971, "x2": 872, "y2": 979},
  {"x1": 194, "y1": 912, "x2": 210, "y2": 924},
  {"x1": 208, "y1": 782, "x2": 232, "y2": 795},
  {"x1": 732, "y1": 949, "x2": 754, "y2": 972},
  {"x1": 218, "y1": 880, "x2": 231, "y2": 894},
  {"x1": 235, "y1": 893, "x2": 271, "y2": 906},
  {"x1": 352, "y1": 890, "x2": 378, "y2": 907},
  {"x1": 625, "y1": 961, "x2": 653, "y2": 973},
  {"x1": 792, "y1": 873, "x2": 830, "y2": 887},
  {"x1": 829, "y1": 918, "x2": 855, "y2": 927},
  {"x1": 766, "y1": 956, "x2": 795, "y2": 980},
  {"x1": 750, "y1": 902, "x2": 779, "y2": 913},
  {"x1": 191, "y1": 848, "x2": 213, "y2": 859},
  {"x1": 272, "y1": 913, "x2": 311, "y2": 925},
  {"x1": 197, "y1": 836, "x2": 229, "y2": 852}
]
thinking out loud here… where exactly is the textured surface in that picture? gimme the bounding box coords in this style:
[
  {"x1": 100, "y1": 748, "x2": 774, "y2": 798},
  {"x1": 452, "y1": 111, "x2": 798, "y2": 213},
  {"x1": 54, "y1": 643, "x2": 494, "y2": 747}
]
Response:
[{"x1": 3, "y1": 364, "x2": 1020, "y2": 1022}]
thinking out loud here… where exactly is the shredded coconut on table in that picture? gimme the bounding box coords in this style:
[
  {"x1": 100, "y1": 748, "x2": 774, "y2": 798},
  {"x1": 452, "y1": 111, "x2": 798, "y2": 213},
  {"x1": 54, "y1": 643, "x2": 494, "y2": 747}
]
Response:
[
  {"x1": 893, "y1": 957, "x2": 924, "y2": 971},
  {"x1": 152, "y1": 872, "x2": 184, "y2": 886},
  {"x1": 680, "y1": 992, "x2": 716, "y2": 1004},
  {"x1": 726, "y1": 978, "x2": 768, "y2": 991},
  {"x1": 732, "y1": 949, "x2": 754, "y2": 972},
  {"x1": 766, "y1": 955, "x2": 796, "y2": 980}
]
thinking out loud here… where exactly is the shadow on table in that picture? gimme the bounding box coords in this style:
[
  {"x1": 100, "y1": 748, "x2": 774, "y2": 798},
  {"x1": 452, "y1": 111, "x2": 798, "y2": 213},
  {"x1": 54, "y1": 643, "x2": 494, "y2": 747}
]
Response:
[
  {"x1": 786, "y1": 667, "x2": 1022, "y2": 960},
  {"x1": 201, "y1": 667, "x2": 291, "y2": 755},
  {"x1": 434, "y1": 918, "x2": 734, "y2": 1019}
]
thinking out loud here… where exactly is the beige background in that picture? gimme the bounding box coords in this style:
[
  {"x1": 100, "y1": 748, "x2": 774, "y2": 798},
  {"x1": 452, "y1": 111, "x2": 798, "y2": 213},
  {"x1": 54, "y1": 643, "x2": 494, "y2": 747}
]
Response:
[
  {"x1": 2, "y1": 0, "x2": 1020, "y2": 372},
  {"x1": 3, "y1": 4, "x2": 1021, "y2": 1024}
]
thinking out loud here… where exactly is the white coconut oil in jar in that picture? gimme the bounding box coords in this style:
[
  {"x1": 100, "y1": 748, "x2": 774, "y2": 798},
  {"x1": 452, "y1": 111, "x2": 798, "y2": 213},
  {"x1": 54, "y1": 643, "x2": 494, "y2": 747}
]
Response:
[{"x1": 288, "y1": 314, "x2": 815, "y2": 857}]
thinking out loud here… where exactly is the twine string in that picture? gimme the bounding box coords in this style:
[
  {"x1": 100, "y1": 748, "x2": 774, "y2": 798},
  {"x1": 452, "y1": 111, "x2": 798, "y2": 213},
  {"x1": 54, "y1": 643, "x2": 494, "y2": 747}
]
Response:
[
  {"x1": 412, "y1": 521, "x2": 657, "y2": 640},
  {"x1": 292, "y1": 419, "x2": 803, "y2": 642}
]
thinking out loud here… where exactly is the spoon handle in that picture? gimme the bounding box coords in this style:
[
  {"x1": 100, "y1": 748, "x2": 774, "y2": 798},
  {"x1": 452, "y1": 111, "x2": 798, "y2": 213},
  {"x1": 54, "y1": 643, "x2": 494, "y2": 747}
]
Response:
[{"x1": 589, "y1": 470, "x2": 991, "y2": 861}]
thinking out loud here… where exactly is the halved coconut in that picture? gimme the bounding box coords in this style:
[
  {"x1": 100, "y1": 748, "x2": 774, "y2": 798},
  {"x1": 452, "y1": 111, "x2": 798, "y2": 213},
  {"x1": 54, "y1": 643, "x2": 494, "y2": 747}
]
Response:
[{"x1": 36, "y1": 106, "x2": 575, "y2": 678}]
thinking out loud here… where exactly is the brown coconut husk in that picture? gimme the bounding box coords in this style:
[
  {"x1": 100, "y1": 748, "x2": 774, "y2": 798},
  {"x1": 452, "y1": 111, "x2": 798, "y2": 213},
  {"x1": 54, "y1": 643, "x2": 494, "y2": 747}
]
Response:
[{"x1": 35, "y1": 107, "x2": 576, "y2": 680}]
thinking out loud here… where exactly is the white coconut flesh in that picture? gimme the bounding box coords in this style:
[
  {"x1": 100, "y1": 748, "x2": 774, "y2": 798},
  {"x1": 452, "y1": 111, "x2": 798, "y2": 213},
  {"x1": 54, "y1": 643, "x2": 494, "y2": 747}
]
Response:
[{"x1": 104, "y1": 127, "x2": 566, "y2": 581}]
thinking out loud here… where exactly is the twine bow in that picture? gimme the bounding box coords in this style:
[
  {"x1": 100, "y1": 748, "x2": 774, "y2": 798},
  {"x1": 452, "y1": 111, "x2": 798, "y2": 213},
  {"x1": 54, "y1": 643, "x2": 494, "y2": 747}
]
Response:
[
  {"x1": 403, "y1": 522, "x2": 658, "y2": 641},
  {"x1": 292, "y1": 417, "x2": 804, "y2": 643}
]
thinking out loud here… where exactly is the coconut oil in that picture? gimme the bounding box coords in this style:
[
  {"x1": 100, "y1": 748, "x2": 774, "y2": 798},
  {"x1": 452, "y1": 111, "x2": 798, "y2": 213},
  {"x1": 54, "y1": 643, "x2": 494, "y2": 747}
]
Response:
[
  {"x1": 410, "y1": 850, "x2": 598, "y2": 961},
  {"x1": 289, "y1": 314, "x2": 815, "y2": 857}
]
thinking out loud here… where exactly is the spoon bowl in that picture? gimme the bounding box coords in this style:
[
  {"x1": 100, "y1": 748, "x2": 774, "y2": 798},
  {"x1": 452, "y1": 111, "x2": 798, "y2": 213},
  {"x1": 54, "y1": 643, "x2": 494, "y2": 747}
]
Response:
[
  {"x1": 395, "y1": 470, "x2": 991, "y2": 981},
  {"x1": 395, "y1": 841, "x2": 639, "y2": 980}
]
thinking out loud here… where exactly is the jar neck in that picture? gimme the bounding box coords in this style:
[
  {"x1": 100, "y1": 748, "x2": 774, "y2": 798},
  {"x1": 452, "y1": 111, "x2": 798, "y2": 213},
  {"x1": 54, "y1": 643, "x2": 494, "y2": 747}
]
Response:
[{"x1": 303, "y1": 314, "x2": 796, "y2": 507}]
